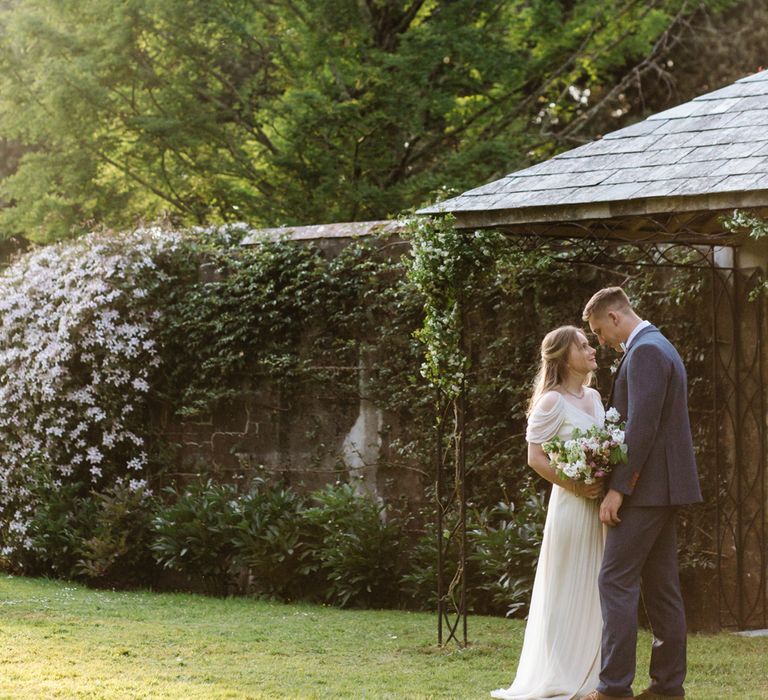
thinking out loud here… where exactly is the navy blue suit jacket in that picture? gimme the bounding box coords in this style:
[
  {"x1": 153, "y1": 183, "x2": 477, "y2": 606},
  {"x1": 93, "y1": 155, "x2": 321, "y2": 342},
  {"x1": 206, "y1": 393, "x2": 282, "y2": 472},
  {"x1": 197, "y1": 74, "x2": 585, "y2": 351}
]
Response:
[{"x1": 608, "y1": 324, "x2": 703, "y2": 506}]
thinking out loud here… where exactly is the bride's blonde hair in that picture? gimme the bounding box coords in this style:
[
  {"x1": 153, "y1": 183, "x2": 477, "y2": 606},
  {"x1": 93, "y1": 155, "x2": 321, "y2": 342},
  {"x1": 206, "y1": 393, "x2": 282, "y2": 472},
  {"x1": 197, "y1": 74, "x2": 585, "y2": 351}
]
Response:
[{"x1": 527, "y1": 325, "x2": 592, "y2": 416}]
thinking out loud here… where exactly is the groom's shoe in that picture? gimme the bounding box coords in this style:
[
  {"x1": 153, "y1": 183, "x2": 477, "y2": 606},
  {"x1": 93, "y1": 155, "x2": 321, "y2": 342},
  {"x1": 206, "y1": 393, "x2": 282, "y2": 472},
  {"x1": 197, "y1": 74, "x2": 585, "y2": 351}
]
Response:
[{"x1": 634, "y1": 690, "x2": 684, "y2": 700}]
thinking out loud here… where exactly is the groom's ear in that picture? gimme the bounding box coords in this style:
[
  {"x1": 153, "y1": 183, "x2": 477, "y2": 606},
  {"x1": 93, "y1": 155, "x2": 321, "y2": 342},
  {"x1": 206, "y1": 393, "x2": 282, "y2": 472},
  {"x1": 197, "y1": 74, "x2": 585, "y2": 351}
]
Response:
[{"x1": 607, "y1": 310, "x2": 620, "y2": 326}]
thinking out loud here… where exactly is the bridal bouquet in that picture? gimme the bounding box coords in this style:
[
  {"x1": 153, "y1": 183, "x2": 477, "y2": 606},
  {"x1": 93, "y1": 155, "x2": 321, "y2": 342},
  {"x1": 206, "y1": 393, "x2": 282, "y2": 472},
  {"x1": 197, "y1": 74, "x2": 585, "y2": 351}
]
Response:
[{"x1": 542, "y1": 408, "x2": 628, "y2": 485}]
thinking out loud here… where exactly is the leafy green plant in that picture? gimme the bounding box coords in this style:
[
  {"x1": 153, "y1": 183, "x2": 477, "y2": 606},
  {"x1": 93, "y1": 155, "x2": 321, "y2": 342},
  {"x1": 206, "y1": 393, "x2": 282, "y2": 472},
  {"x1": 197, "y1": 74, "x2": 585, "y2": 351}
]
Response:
[
  {"x1": 398, "y1": 517, "x2": 444, "y2": 611},
  {"x1": 77, "y1": 482, "x2": 159, "y2": 588},
  {"x1": 0, "y1": 229, "x2": 184, "y2": 564},
  {"x1": 303, "y1": 483, "x2": 407, "y2": 608},
  {"x1": 406, "y1": 216, "x2": 505, "y2": 397},
  {"x1": 399, "y1": 491, "x2": 545, "y2": 617},
  {"x1": 231, "y1": 479, "x2": 318, "y2": 600},
  {"x1": 468, "y1": 492, "x2": 546, "y2": 618},
  {"x1": 150, "y1": 480, "x2": 240, "y2": 595},
  {"x1": 25, "y1": 477, "x2": 98, "y2": 580},
  {"x1": 0, "y1": 217, "x2": 723, "y2": 623},
  {"x1": 398, "y1": 509, "x2": 483, "y2": 613}
]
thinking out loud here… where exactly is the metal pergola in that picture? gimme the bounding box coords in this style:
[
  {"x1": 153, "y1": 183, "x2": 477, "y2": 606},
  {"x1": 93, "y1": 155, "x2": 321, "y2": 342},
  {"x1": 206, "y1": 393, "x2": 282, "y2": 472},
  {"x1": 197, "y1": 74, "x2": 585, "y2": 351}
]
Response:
[{"x1": 434, "y1": 210, "x2": 767, "y2": 646}]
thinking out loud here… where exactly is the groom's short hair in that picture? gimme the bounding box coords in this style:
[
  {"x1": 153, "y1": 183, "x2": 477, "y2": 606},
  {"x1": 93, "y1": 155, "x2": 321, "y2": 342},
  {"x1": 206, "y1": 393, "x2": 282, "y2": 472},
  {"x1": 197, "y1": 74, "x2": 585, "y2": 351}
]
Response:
[{"x1": 582, "y1": 286, "x2": 632, "y2": 321}]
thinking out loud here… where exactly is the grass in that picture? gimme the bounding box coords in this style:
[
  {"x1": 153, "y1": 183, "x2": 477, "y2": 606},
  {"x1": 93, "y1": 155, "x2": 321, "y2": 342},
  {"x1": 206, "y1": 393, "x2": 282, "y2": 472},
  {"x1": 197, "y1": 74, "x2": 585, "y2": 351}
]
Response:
[{"x1": 0, "y1": 576, "x2": 766, "y2": 699}]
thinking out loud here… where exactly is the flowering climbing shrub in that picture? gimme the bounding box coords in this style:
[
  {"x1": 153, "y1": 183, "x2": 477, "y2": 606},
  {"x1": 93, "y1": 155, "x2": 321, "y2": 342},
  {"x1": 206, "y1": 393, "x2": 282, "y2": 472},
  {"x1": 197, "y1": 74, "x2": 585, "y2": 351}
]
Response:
[{"x1": 0, "y1": 228, "x2": 183, "y2": 568}]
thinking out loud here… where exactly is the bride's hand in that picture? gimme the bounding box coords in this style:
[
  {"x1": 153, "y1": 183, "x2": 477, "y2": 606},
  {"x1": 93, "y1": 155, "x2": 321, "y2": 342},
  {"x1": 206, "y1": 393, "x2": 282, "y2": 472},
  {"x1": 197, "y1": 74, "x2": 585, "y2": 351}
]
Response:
[{"x1": 573, "y1": 479, "x2": 603, "y2": 500}]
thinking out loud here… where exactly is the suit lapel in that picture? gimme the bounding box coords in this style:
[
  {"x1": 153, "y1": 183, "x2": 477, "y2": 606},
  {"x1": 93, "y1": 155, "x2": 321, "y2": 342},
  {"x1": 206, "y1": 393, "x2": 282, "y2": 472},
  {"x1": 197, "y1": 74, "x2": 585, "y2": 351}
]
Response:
[
  {"x1": 606, "y1": 324, "x2": 659, "y2": 407},
  {"x1": 607, "y1": 353, "x2": 626, "y2": 407}
]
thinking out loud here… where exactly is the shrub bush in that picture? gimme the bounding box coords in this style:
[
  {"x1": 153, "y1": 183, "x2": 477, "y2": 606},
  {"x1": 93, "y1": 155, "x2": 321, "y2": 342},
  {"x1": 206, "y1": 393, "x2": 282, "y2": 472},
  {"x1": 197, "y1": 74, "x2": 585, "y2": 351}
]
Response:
[
  {"x1": 398, "y1": 516, "x2": 443, "y2": 610},
  {"x1": 468, "y1": 491, "x2": 546, "y2": 617},
  {"x1": 24, "y1": 469, "x2": 97, "y2": 579},
  {"x1": 77, "y1": 481, "x2": 159, "y2": 588},
  {"x1": 231, "y1": 478, "x2": 317, "y2": 600},
  {"x1": 398, "y1": 490, "x2": 545, "y2": 617},
  {"x1": 398, "y1": 505, "x2": 483, "y2": 612},
  {"x1": 150, "y1": 480, "x2": 240, "y2": 595},
  {"x1": 303, "y1": 483, "x2": 407, "y2": 608}
]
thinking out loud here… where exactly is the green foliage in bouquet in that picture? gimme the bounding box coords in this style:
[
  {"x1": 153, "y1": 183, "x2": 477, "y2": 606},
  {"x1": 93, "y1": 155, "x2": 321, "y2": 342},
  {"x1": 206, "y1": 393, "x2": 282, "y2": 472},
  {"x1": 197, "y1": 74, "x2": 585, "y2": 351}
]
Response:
[{"x1": 543, "y1": 415, "x2": 627, "y2": 485}]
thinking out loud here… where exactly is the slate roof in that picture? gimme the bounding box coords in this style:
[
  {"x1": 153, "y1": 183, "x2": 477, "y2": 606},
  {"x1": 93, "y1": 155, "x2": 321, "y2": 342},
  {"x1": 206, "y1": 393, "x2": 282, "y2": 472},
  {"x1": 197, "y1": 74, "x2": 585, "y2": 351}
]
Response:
[
  {"x1": 420, "y1": 69, "x2": 768, "y2": 229},
  {"x1": 241, "y1": 220, "x2": 405, "y2": 244}
]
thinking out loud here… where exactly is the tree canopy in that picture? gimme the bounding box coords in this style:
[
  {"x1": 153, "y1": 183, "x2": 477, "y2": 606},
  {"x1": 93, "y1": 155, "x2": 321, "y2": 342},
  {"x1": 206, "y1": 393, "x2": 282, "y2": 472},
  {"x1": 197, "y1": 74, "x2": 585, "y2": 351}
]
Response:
[{"x1": 0, "y1": 0, "x2": 744, "y2": 240}]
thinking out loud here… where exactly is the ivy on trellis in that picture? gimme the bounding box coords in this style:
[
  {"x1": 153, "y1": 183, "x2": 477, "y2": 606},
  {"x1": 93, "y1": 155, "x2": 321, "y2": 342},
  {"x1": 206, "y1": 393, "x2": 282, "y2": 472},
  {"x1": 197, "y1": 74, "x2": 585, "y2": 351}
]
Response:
[{"x1": 405, "y1": 215, "x2": 506, "y2": 399}]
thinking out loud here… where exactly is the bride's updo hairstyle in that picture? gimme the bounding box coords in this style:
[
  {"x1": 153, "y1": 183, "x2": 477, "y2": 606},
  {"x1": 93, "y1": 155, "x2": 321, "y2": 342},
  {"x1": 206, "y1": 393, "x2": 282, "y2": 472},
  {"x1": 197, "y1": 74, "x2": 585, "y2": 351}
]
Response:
[{"x1": 527, "y1": 325, "x2": 591, "y2": 416}]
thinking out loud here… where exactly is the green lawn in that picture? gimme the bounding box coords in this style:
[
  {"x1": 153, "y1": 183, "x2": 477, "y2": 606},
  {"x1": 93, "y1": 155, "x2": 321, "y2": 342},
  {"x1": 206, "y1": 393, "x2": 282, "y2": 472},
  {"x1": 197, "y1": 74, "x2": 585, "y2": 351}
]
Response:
[{"x1": 0, "y1": 576, "x2": 766, "y2": 699}]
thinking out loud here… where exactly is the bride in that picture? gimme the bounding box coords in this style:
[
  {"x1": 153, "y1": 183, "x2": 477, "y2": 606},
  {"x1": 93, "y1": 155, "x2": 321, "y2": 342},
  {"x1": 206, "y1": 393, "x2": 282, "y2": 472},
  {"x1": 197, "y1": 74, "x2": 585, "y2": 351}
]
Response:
[{"x1": 491, "y1": 325, "x2": 607, "y2": 700}]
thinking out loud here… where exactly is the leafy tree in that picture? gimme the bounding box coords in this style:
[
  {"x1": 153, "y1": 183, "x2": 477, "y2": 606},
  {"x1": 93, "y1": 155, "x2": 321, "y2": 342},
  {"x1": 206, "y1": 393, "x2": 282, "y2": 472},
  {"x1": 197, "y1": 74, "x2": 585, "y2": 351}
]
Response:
[{"x1": 0, "y1": 0, "x2": 739, "y2": 240}]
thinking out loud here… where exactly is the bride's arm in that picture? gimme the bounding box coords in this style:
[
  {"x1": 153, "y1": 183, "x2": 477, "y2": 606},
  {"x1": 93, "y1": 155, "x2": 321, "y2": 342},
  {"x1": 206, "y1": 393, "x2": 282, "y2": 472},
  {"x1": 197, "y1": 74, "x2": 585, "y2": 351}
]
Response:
[{"x1": 527, "y1": 442, "x2": 603, "y2": 500}]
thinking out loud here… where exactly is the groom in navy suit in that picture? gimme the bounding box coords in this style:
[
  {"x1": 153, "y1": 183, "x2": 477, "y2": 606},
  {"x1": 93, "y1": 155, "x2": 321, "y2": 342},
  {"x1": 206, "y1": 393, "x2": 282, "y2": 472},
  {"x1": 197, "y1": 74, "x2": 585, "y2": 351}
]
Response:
[{"x1": 582, "y1": 287, "x2": 702, "y2": 700}]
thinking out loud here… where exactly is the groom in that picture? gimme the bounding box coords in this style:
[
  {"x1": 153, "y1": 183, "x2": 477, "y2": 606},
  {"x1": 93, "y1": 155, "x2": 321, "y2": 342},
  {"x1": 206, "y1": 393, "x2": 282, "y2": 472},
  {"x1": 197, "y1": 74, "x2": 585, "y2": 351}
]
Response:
[{"x1": 581, "y1": 287, "x2": 702, "y2": 700}]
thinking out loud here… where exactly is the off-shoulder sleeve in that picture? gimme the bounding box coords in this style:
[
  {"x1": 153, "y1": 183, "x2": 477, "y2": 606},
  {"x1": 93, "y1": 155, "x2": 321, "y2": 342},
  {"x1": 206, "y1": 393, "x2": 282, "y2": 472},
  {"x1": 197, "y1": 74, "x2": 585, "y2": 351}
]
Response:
[{"x1": 526, "y1": 394, "x2": 565, "y2": 444}]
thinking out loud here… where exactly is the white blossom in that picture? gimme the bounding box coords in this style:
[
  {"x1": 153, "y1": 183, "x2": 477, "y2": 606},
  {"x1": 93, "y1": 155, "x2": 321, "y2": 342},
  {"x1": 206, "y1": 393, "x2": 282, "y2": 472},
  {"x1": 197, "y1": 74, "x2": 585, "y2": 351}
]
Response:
[
  {"x1": 0, "y1": 227, "x2": 182, "y2": 558},
  {"x1": 128, "y1": 478, "x2": 147, "y2": 491}
]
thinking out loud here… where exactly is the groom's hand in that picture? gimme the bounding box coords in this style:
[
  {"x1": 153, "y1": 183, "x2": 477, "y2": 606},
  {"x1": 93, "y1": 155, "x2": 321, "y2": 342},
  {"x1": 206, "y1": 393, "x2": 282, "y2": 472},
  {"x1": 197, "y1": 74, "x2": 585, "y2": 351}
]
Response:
[{"x1": 600, "y1": 489, "x2": 624, "y2": 526}]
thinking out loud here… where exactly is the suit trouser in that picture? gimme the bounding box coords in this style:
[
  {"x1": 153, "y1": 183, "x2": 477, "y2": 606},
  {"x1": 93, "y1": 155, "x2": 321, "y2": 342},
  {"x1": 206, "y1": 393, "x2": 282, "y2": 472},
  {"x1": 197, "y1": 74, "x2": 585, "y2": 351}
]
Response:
[{"x1": 597, "y1": 506, "x2": 687, "y2": 698}]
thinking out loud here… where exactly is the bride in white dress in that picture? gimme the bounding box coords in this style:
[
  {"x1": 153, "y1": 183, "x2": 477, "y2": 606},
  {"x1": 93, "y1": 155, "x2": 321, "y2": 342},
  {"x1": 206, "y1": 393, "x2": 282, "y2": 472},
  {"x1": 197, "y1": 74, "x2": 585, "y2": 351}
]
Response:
[{"x1": 491, "y1": 325, "x2": 607, "y2": 700}]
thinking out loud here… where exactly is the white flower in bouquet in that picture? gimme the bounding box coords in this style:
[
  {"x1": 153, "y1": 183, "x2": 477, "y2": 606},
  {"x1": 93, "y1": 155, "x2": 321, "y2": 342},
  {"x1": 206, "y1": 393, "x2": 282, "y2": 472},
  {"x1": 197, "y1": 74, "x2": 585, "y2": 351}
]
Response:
[
  {"x1": 542, "y1": 409, "x2": 628, "y2": 486},
  {"x1": 606, "y1": 407, "x2": 621, "y2": 423}
]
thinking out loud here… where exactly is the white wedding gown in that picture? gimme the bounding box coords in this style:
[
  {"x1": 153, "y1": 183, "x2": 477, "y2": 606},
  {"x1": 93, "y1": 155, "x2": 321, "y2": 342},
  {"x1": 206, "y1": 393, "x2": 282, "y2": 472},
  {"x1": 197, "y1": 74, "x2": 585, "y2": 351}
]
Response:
[{"x1": 491, "y1": 391, "x2": 606, "y2": 700}]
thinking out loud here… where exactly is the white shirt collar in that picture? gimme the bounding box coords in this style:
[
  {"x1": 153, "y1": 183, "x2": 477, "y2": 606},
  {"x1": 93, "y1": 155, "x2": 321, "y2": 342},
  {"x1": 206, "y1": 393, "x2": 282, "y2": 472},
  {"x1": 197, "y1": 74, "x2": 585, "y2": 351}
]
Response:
[{"x1": 626, "y1": 320, "x2": 651, "y2": 350}]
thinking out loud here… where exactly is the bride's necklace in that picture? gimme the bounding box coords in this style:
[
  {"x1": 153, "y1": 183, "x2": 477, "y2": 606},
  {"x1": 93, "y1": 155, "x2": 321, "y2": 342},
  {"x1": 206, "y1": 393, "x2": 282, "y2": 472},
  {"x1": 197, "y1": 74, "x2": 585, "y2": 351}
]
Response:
[{"x1": 563, "y1": 386, "x2": 585, "y2": 399}]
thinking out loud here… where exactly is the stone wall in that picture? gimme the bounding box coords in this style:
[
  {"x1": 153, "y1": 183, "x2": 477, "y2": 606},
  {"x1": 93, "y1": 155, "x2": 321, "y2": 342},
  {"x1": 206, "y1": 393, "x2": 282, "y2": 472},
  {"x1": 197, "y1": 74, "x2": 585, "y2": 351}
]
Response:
[{"x1": 156, "y1": 221, "x2": 425, "y2": 507}]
